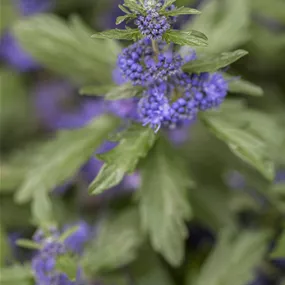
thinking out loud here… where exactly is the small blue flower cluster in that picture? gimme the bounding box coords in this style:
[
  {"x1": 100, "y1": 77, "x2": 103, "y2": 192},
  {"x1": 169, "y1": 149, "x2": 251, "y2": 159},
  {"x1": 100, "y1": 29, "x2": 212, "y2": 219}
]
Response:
[
  {"x1": 118, "y1": 39, "x2": 183, "y2": 86},
  {"x1": 134, "y1": 1, "x2": 175, "y2": 40},
  {"x1": 117, "y1": 39, "x2": 228, "y2": 131},
  {"x1": 31, "y1": 222, "x2": 91, "y2": 285}
]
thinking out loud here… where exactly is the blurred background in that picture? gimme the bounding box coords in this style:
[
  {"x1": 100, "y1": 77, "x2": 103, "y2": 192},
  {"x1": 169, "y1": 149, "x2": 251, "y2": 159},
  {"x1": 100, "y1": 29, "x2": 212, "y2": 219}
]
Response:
[{"x1": 0, "y1": 0, "x2": 285, "y2": 284}]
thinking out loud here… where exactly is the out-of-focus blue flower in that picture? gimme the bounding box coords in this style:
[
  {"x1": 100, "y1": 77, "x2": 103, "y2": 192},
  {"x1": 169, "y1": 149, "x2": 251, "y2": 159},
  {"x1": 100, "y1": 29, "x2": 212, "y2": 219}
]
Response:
[
  {"x1": 15, "y1": 0, "x2": 54, "y2": 16},
  {"x1": 0, "y1": 0, "x2": 54, "y2": 71},
  {"x1": 32, "y1": 223, "x2": 92, "y2": 285},
  {"x1": 0, "y1": 32, "x2": 40, "y2": 72},
  {"x1": 63, "y1": 221, "x2": 92, "y2": 255}
]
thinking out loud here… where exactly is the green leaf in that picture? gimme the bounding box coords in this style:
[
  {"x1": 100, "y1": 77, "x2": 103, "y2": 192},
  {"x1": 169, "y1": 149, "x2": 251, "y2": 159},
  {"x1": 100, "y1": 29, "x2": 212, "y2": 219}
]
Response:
[
  {"x1": 138, "y1": 138, "x2": 193, "y2": 266},
  {"x1": 92, "y1": 28, "x2": 141, "y2": 41},
  {"x1": 123, "y1": 0, "x2": 145, "y2": 14},
  {"x1": 270, "y1": 231, "x2": 285, "y2": 259},
  {"x1": 162, "y1": 7, "x2": 201, "y2": 17},
  {"x1": 79, "y1": 85, "x2": 115, "y2": 95},
  {"x1": 0, "y1": 1, "x2": 18, "y2": 36},
  {"x1": 189, "y1": 186, "x2": 233, "y2": 231},
  {"x1": 89, "y1": 124, "x2": 156, "y2": 195},
  {"x1": 163, "y1": 29, "x2": 208, "y2": 47},
  {"x1": 130, "y1": 246, "x2": 175, "y2": 285},
  {"x1": 0, "y1": 225, "x2": 10, "y2": 266},
  {"x1": 82, "y1": 207, "x2": 144, "y2": 275},
  {"x1": 59, "y1": 226, "x2": 79, "y2": 243},
  {"x1": 185, "y1": 0, "x2": 250, "y2": 54},
  {"x1": 0, "y1": 264, "x2": 33, "y2": 284},
  {"x1": 118, "y1": 4, "x2": 131, "y2": 14},
  {"x1": 16, "y1": 239, "x2": 41, "y2": 250},
  {"x1": 13, "y1": 15, "x2": 120, "y2": 84},
  {"x1": 31, "y1": 188, "x2": 54, "y2": 226},
  {"x1": 80, "y1": 83, "x2": 143, "y2": 100},
  {"x1": 16, "y1": 115, "x2": 119, "y2": 204},
  {"x1": 160, "y1": 0, "x2": 177, "y2": 11},
  {"x1": 201, "y1": 112, "x2": 275, "y2": 180},
  {"x1": 56, "y1": 254, "x2": 78, "y2": 281},
  {"x1": 105, "y1": 83, "x2": 143, "y2": 100},
  {"x1": 193, "y1": 229, "x2": 269, "y2": 285},
  {"x1": 224, "y1": 74, "x2": 264, "y2": 96},
  {"x1": 183, "y1": 50, "x2": 248, "y2": 73},
  {"x1": 116, "y1": 14, "x2": 136, "y2": 25}
]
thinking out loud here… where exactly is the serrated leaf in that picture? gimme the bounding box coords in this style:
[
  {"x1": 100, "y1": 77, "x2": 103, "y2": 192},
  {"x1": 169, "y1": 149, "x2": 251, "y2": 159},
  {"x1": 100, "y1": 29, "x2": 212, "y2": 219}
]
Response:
[
  {"x1": 55, "y1": 254, "x2": 78, "y2": 281},
  {"x1": 193, "y1": 229, "x2": 269, "y2": 285},
  {"x1": 271, "y1": 232, "x2": 285, "y2": 259},
  {"x1": 201, "y1": 113, "x2": 274, "y2": 180},
  {"x1": 16, "y1": 239, "x2": 41, "y2": 250},
  {"x1": 138, "y1": 138, "x2": 193, "y2": 266},
  {"x1": 183, "y1": 50, "x2": 248, "y2": 73},
  {"x1": 163, "y1": 29, "x2": 208, "y2": 47},
  {"x1": 0, "y1": 264, "x2": 33, "y2": 284},
  {"x1": 123, "y1": 0, "x2": 145, "y2": 14},
  {"x1": 116, "y1": 14, "x2": 136, "y2": 25},
  {"x1": 92, "y1": 28, "x2": 141, "y2": 41},
  {"x1": 89, "y1": 124, "x2": 156, "y2": 195},
  {"x1": 224, "y1": 74, "x2": 264, "y2": 96},
  {"x1": 16, "y1": 115, "x2": 119, "y2": 204},
  {"x1": 12, "y1": 15, "x2": 119, "y2": 84},
  {"x1": 162, "y1": 7, "x2": 201, "y2": 17},
  {"x1": 82, "y1": 208, "x2": 144, "y2": 275}
]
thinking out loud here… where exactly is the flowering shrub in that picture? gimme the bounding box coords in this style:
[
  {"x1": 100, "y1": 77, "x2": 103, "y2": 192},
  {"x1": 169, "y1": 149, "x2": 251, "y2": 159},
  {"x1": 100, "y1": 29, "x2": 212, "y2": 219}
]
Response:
[{"x1": 0, "y1": 0, "x2": 285, "y2": 285}]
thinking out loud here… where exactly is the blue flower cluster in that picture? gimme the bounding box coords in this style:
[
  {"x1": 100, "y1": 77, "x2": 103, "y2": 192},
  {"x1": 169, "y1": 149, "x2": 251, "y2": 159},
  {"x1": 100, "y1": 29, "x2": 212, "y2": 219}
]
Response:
[
  {"x1": 135, "y1": 7, "x2": 170, "y2": 40},
  {"x1": 31, "y1": 222, "x2": 91, "y2": 285},
  {"x1": 117, "y1": 39, "x2": 228, "y2": 131}
]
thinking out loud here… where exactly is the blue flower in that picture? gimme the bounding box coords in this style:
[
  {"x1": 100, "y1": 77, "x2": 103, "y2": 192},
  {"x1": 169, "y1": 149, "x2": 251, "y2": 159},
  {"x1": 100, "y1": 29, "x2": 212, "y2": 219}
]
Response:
[
  {"x1": 63, "y1": 221, "x2": 92, "y2": 255},
  {"x1": 0, "y1": 32, "x2": 40, "y2": 72}
]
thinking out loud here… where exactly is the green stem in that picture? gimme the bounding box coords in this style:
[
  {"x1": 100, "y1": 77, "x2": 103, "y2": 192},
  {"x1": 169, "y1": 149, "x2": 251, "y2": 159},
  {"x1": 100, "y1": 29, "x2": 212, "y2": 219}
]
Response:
[{"x1": 151, "y1": 39, "x2": 159, "y2": 59}]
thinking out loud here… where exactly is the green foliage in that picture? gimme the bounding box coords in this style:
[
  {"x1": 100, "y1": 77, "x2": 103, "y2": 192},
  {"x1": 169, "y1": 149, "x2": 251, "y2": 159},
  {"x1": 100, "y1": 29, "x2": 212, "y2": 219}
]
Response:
[
  {"x1": 0, "y1": 226, "x2": 10, "y2": 266},
  {"x1": 130, "y1": 247, "x2": 175, "y2": 285},
  {"x1": 116, "y1": 14, "x2": 136, "y2": 25},
  {"x1": 122, "y1": 0, "x2": 145, "y2": 14},
  {"x1": 185, "y1": 0, "x2": 250, "y2": 54},
  {"x1": 270, "y1": 231, "x2": 285, "y2": 259},
  {"x1": 80, "y1": 83, "x2": 143, "y2": 100},
  {"x1": 82, "y1": 207, "x2": 144, "y2": 276},
  {"x1": 13, "y1": 15, "x2": 120, "y2": 84},
  {"x1": 189, "y1": 186, "x2": 233, "y2": 231},
  {"x1": 182, "y1": 50, "x2": 248, "y2": 73},
  {"x1": 16, "y1": 239, "x2": 41, "y2": 250},
  {"x1": 56, "y1": 254, "x2": 78, "y2": 281},
  {"x1": 192, "y1": 228, "x2": 269, "y2": 285},
  {"x1": 161, "y1": 7, "x2": 201, "y2": 16},
  {"x1": 163, "y1": 29, "x2": 208, "y2": 47},
  {"x1": 15, "y1": 115, "x2": 119, "y2": 211},
  {"x1": 201, "y1": 104, "x2": 276, "y2": 181},
  {"x1": 0, "y1": 264, "x2": 34, "y2": 285},
  {"x1": 224, "y1": 74, "x2": 264, "y2": 96},
  {"x1": 89, "y1": 124, "x2": 156, "y2": 195},
  {"x1": 0, "y1": 1, "x2": 18, "y2": 36},
  {"x1": 92, "y1": 28, "x2": 141, "y2": 41},
  {"x1": 138, "y1": 138, "x2": 193, "y2": 266},
  {"x1": 0, "y1": 69, "x2": 35, "y2": 149}
]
